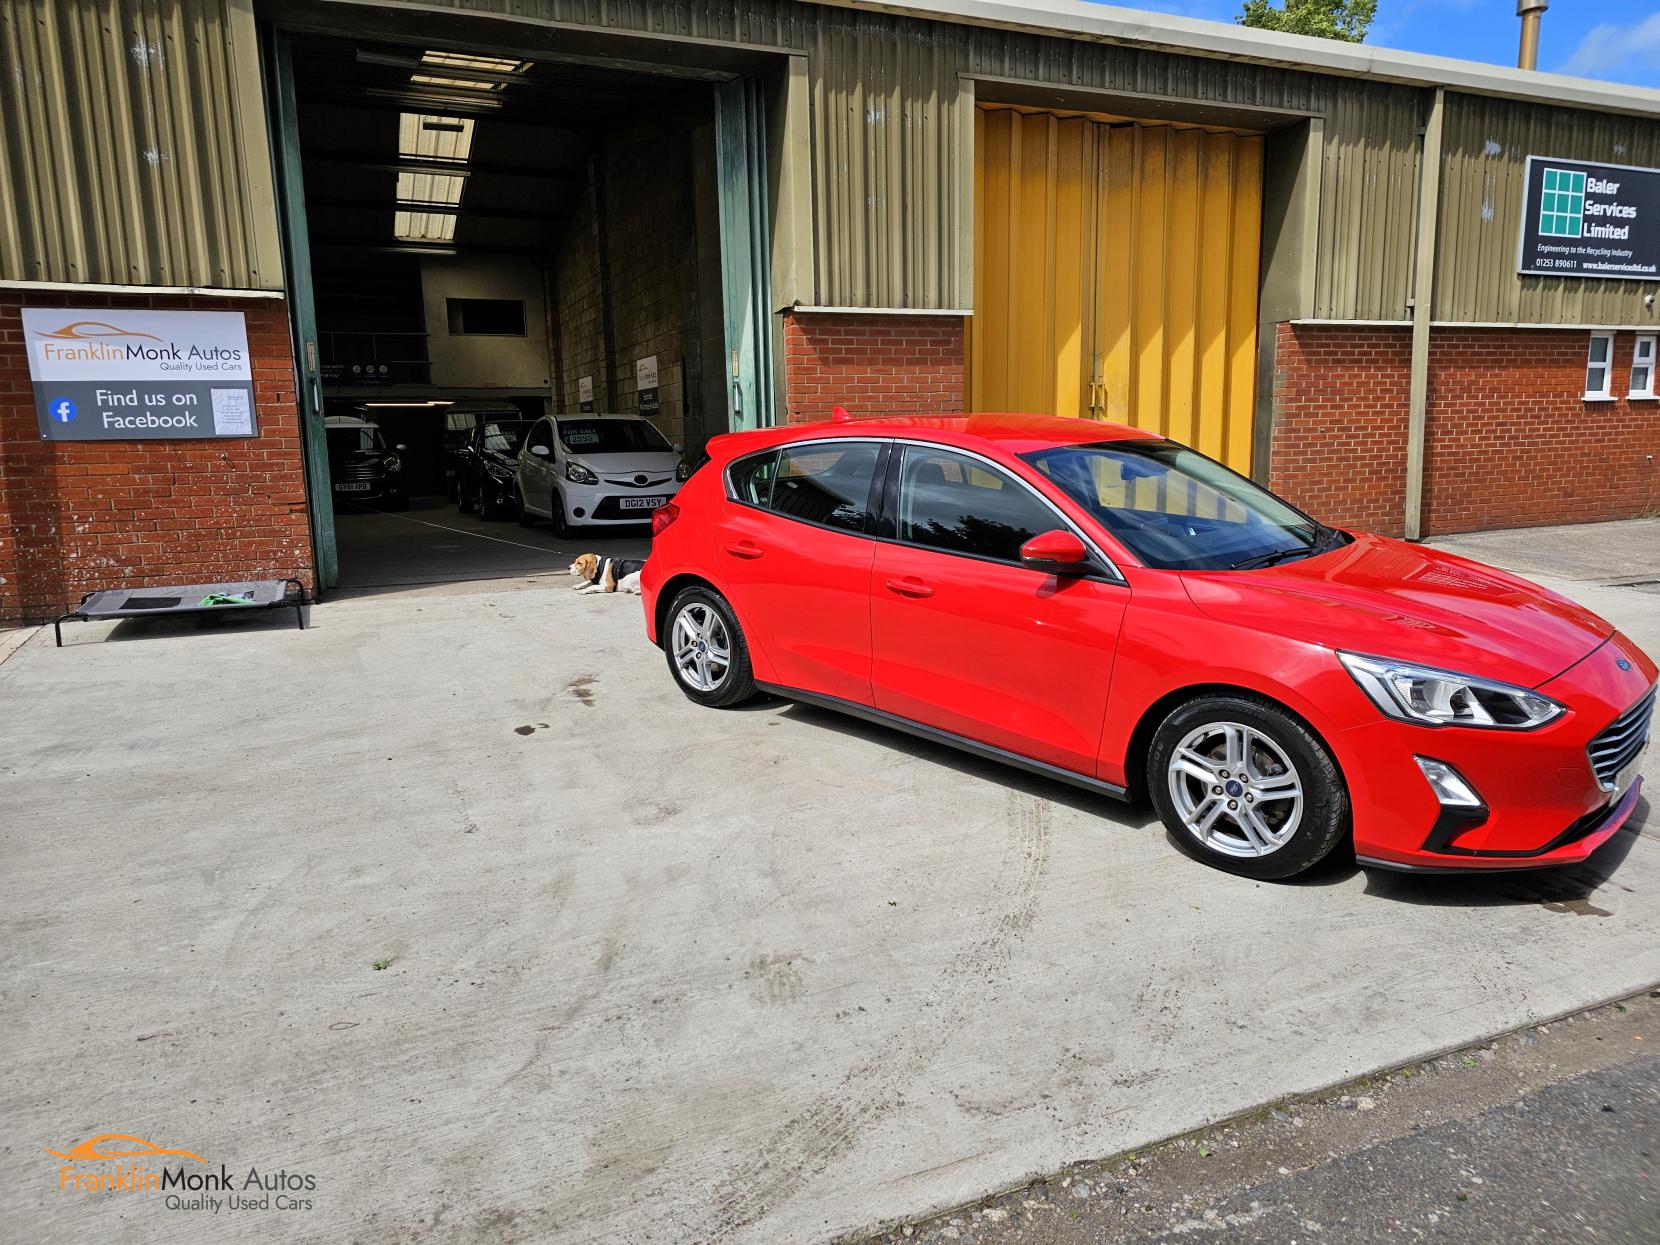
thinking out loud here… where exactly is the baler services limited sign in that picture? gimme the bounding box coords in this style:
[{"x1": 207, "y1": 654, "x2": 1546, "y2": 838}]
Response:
[
  {"x1": 22, "y1": 308, "x2": 258, "y2": 441},
  {"x1": 1517, "y1": 155, "x2": 1659, "y2": 281}
]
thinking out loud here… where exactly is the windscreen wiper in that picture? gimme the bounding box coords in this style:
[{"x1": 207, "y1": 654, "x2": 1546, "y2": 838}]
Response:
[{"x1": 1230, "y1": 531, "x2": 1345, "y2": 571}]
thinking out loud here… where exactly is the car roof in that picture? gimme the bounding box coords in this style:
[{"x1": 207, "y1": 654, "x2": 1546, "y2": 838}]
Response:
[
  {"x1": 706, "y1": 412, "x2": 1162, "y2": 460},
  {"x1": 324, "y1": 416, "x2": 374, "y2": 428}
]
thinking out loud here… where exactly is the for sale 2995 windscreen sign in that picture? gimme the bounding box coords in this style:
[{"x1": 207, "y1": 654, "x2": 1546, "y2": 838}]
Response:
[
  {"x1": 1517, "y1": 155, "x2": 1660, "y2": 281},
  {"x1": 22, "y1": 307, "x2": 257, "y2": 441}
]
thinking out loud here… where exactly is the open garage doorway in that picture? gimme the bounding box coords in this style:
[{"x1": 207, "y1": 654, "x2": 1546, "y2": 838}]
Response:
[{"x1": 267, "y1": 31, "x2": 775, "y2": 592}]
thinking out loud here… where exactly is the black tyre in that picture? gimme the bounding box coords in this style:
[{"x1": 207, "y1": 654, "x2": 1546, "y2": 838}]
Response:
[
  {"x1": 458, "y1": 484, "x2": 475, "y2": 513},
  {"x1": 1147, "y1": 693, "x2": 1348, "y2": 880},
  {"x1": 516, "y1": 484, "x2": 535, "y2": 527},
  {"x1": 662, "y1": 586, "x2": 757, "y2": 709},
  {"x1": 550, "y1": 491, "x2": 571, "y2": 539},
  {"x1": 478, "y1": 488, "x2": 503, "y2": 522}
]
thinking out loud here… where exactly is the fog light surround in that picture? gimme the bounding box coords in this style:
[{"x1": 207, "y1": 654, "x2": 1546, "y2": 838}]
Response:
[{"x1": 1414, "y1": 756, "x2": 1485, "y2": 809}]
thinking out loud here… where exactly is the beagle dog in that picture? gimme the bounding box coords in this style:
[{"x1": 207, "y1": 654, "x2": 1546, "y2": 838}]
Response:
[{"x1": 569, "y1": 553, "x2": 645, "y2": 595}]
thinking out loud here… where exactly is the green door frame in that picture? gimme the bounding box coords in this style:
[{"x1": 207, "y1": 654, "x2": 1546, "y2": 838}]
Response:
[
  {"x1": 714, "y1": 77, "x2": 775, "y2": 432},
  {"x1": 264, "y1": 28, "x2": 338, "y2": 590}
]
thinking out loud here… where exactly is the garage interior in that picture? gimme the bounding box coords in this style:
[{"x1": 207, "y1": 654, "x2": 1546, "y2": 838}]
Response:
[{"x1": 281, "y1": 33, "x2": 747, "y2": 589}]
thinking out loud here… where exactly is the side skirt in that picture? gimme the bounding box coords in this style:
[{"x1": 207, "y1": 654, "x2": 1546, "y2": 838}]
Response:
[{"x1": 754, "y1": 681, "x2": 1131, "y2": 803}]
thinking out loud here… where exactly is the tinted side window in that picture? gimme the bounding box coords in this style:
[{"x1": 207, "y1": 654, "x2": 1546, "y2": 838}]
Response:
[
  {"x1": 728, "y1": 450, "x2": 778, "y2": 507},
  {"x1": 770, "y1": 442, "x2": 882, "y2": 533},
  {"x1": 526, "y1": 421, "x2": 553, "y2": 453},
  {"x1": 897, "y1": 447, "x2": 1059, "y2": 563}
]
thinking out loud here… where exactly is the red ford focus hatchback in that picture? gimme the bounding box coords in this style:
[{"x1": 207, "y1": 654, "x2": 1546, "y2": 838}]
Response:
[{"x1": 641, "y1": 414, "x2": 1654, "y2": 879}]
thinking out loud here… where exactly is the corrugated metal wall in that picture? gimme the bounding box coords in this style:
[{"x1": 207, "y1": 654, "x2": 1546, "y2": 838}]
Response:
[
  {"x1": 5, "y1": 0, "x2": 1655, "y2": 325},
  {"x1": 1437, "y1": 93, "x2": 1660, "y2": 325},
  {"x1": 1312, "y1": 85, "x2": 1420, "y2": 322},
  {"x1": 0, "y1": 0, "x2": 283, "y2": 289},
  {"x1": 808, "y1": 12, "x2": 970, "y2": 309}
]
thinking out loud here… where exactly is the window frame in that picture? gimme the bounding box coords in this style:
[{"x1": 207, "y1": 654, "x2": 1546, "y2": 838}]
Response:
[
  {"x1": 524, "y1": 419, "x2": 554, "y2": 455},
  {"x1": 445, "y1": 297, "x2": 527, "y2": 337},
  {"x1": 1631, "y1": 334, "x2": 1657, "y2": 400},
  {"x1": 722, "y1": 438, "x2": 891, "y2": 539},
  {"x1": 722, "y1": 436, "x2": 1126, "y2": 583},
  {"x1": 879, "y1": 440, "x2": 1125, "y2": 584},
  {"x1": 1584, "y1": 331, "x2": 1615, "y2": 401}
]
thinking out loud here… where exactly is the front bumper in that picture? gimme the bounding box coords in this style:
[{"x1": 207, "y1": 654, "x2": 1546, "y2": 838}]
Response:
[
  {"x1": 561, "y1": 479, "x2": 681, "y2": 526},
  {"x1": 1342, "y1": 632, "x2": 1655, "y2": 872}
]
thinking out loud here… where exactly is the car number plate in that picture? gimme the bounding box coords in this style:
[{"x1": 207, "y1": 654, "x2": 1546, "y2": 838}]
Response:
[
  {"x1": 618, "y1": 496, "x2": 665, "y2": 511},
  {"x1": 334, "y1": 482, "x2": 372, "y2": 493}
]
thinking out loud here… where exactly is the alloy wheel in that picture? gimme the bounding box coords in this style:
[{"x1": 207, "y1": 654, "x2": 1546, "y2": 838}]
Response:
[
  {"x1": 672, "y1": 603, "x2": 731, "y2": 692},
  {"x1": 1166, "y1": 720, "x2": 1304, "y2": 858}
]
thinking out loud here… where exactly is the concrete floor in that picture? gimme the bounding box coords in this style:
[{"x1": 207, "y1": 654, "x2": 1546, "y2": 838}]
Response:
[
  {"x1": 1, "y1": 521, "x2": 1657, "y2": 1244},
  {"x1": 332, "y1": 494, "x2": 650, "y2": 591}
]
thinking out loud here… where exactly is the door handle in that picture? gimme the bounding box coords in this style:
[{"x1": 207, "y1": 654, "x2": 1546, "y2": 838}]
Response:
[
  {"x1": 724, "y1": 540, "x2": 764, "y2": 560},
  {"x1": 885, "y1": 577, "x2": 934, "y2": 599}
]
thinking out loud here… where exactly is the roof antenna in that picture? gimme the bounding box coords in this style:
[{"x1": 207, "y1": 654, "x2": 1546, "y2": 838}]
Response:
[{"x1": 831, "y1": 405, "x2": 853, "y2": 423}]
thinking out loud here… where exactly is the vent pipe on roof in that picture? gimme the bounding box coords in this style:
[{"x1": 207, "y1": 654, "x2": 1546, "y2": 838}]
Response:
[{"x1": 1517, "y1": 0, "x2": 1548, "y2": 70}]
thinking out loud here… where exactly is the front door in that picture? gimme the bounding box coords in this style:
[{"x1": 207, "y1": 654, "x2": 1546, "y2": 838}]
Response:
[
  {"x1": 519, "y1": 418, "x2": 556, "y2": 515},
  {"x1": 870, "y1": 444, "x2": 1128, "y2": 775},
  {"x1": 713, "y1": 440, "x2": 884, "y2": 704}
]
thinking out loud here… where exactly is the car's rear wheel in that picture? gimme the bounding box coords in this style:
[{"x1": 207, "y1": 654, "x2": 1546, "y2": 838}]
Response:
[
  {"x1": 1148, "y1": 694, "x2": 1347, "y2": 880},
  {"x1": 663, "y1": 587, "x2": 756, "y2": 708}
]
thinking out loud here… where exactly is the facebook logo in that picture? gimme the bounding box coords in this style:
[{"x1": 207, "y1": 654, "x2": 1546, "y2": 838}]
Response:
[{"x1": 47, "y1": 396, "x2": 77, "y2": 422}]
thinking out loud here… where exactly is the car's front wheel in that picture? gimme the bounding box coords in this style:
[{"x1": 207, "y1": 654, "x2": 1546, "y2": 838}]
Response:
[
  {"x1": 515, "y1": 484, "x2": 534, "y2": 527},
  {"x1": 663, "y1": 587, "x2": 757, "y2": 708},
  {"x1": 1148, "y1": 694, "x2": 1347, "y2": 880}
]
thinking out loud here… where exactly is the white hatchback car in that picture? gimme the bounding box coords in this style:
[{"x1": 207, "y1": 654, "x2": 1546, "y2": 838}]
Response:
[{"x1": 514, "y1": 414, "x2": 688, "y2": 534}]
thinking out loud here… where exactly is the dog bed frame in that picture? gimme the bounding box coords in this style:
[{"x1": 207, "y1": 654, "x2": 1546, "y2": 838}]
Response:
[{"x1": 53, "y1": 579, "x2": 308, "y2": 647}]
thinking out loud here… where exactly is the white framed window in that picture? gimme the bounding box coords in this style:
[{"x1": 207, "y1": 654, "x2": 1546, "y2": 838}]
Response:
[
  {"x1": 1631, "y1": 334, "x2": 1657, "y2": 399},
  {"x1": 1584, "y1": 332, "x2": 1614, "y2": 400}
]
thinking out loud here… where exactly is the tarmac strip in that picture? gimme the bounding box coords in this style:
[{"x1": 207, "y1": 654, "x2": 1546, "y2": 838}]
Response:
[{"x1": 854, "y1": 990, "x2": 1660, "y2": 1245}]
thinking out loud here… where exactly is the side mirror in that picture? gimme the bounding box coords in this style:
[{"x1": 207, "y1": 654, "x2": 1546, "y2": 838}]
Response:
[
  {"x1": 529, "y1": 444, "x2": 550, "y2": 457},
  {"x1": 1020, "y1": 529, "x2": 1090, "y2": 575},
  {"x1": 395, "y1": 443, "x2": 409, "y2": 453},
  {"x1": 673, "y1": 442, "x2": 684, "y2": 455}
]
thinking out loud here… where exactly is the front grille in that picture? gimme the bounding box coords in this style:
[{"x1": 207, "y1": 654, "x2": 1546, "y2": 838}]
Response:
[
  {"x1": 333, "y1": 464, "x2": 382, "y2": 482},
  {"x1": 602, "y1": 475, "x2": 673, "y2": 489},
  {"x1": 1588, "y1": 686, "x2": 1655, "y2": 790}
]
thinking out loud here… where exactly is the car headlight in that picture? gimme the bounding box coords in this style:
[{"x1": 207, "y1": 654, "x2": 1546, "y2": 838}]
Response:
[
  {"x1": 565, "y1": 461, "x2": 598, "y2": 486},
  {"x1": 384, "y1": 454, "x2": 402, "y2": 473},
  {"x1": 675, "y1": 459, "x2": 692, "y2": 482},
  {"x1": 485, "y1": 460, "x2": 514, "y2": 481},
  {"x1": 1338, "y1": 652, "x2": 1565, "y2": 729}
]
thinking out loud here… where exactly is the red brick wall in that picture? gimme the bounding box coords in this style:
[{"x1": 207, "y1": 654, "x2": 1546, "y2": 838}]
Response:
[
  {"x1": 781, "y1": 311, "x2": 965, "y2": 424},
  {"x1": 1270, "y1": 323, "x2": 1660, "y2": 538},
  {"x1": 1267, "y1": 324, "x2": 1413, "y2": 536},
  {"x1": 0, "y1": 291, "x2": 314, "y2": 624}
]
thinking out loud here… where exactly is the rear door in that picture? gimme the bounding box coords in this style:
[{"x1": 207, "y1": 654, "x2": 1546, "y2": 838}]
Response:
[
  {"x1": 869, "y1": 443, "x2": 1128, "y2": 775},
  {"x1": 713, "y1": 439, "x2": 886, "y2": 705}
]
